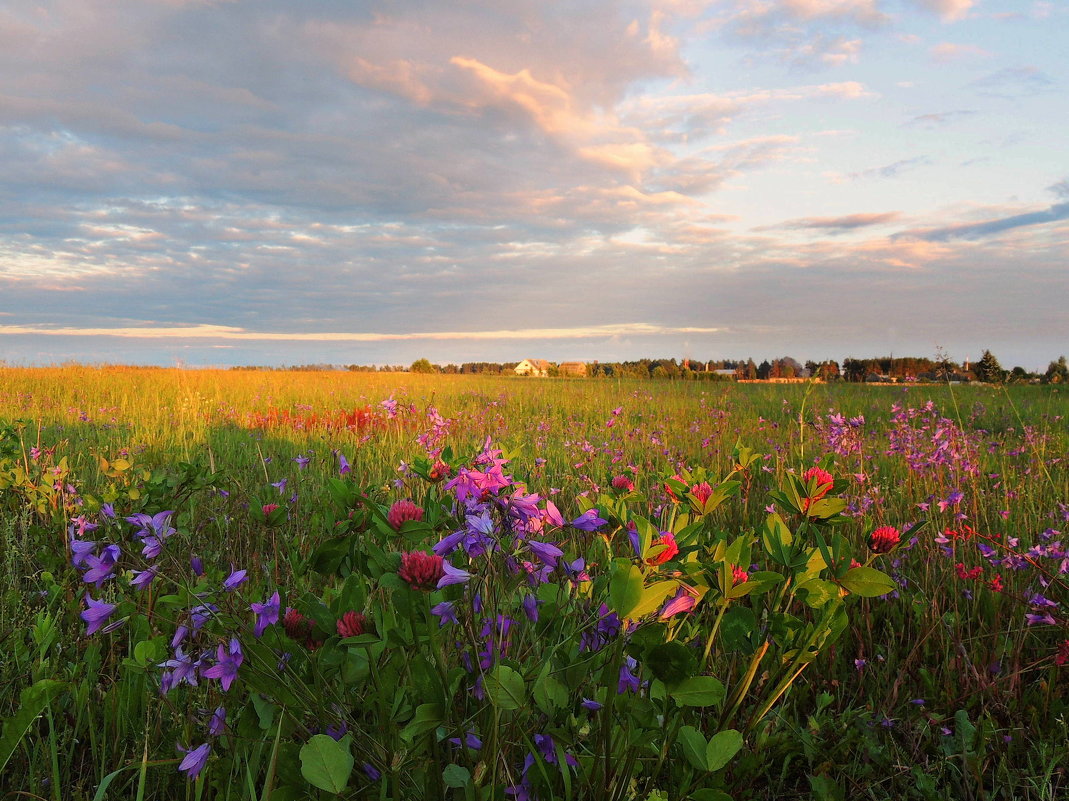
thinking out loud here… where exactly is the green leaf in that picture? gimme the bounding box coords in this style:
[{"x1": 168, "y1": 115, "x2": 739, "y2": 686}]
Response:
[
  {"x1": 400, "y1": 703, "x2": 443, "y2": 743},
  {"x1": 690, "y1": 791, "x2": 733, "y2": 801},
  {"x1": 485, "y1": 665, "x2": 526, "y2": 710},
  {"x1": 443, "y1": 764, "x2": 471, "y2": 788},
  {"x1": 677, "y1": 726, "x2": 708, "y2": 771},
  {"x1": 299, "y1": 734, "x2": 354, "y2": 794},
  {"x1": 629, "y1": 581, "x2": 678, "y2": 619},
  {"x1": 705, "y1": 729, "x2": 743, "y2": 772},
  {"x1": 609, "y1": 560, "x2": 644, "y2": 619},
  {"x1": 839, "y1": 567, "x2": 896, "y2": 598},
  {"x1": 645, "y1": 641, "x2": 697, "y2": 684},
  {"x1": 671, "y1": 676, "x2": 726, "y2": 707},
  {"x1": 795, "y1": 578, "x2": 840, "y2": 609},
  {"x1": 533, "y1": 668, "x2": 568, "y2": 715},
  {"x1": 761, "y1": 514, "x2": 793, "y2": 565}
]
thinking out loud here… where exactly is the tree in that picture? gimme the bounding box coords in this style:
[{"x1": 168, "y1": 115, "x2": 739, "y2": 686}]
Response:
[
  {"x1": 1045, "y1": 356, "x2": 1068, "y2": 384},
  {"x1": 410, "y1": 358, "x2": 436, "y2": 374},
  {"x1": 975, "y1": 350, "x2": 1004, "y2": 383}
]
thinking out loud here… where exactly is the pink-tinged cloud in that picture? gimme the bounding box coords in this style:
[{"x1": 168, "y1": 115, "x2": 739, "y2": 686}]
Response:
[
  {"x1": 929, "y1": 42, "x2": 989, "y2": 62},
  {"x1": 0, "y1": 322, "x2": 726, "y2": 341},
  {"x1": 774, "y1": 212, "x2": 901, "y2": 231},
  {"x1": 910, "y1": 0, "x2": 974, "y2": 21}
]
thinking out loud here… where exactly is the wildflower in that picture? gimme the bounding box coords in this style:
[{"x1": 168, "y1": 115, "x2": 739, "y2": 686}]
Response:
[
  {"x1": 732, "y1": 565, "x2": 749, "y2": 585},
  {"x1": 431, "y1": 601, "x2": 458, "y2": 627},
  {"x1": 387, "y1": 500, "x2": 424, "y2": 530},
  {"x1": 528, "y1": 540, "x2": 563, "y2": 568},
  {"x1": 618, "y1": 656, "x2": 640, "y2": 694},
  {"x1": 250, "y1": 591, "x2": 281, "y2": 638},
  {"x1": 190, "y1": 556, "x2": 204, "y2": 576},
  {"x1": 801, "y1": 467, "x2": 834, "y2": 512},
  {"x1": 611, "y1": 474, "x2": 634, "y2": 492},
  {"x1": 581, "y1": 698, "x2": 603, "y2": 712},
  {"x1": 283, "y1": 608, "x2": 313, "y2": 641},
  {"x1": 1025, "y1": 612, "x2": 1056, "y2": 626},
  {"x1": 262, "y1": 503, "x2": 279, "y2": 517},
  {"x1": 202, "y1": 638, "x2": 244, "y2": 692},
  {"x1": 130, "y1": 566, "x2": 159, "y2": 591},
  {"x1": 690, "y1": 481, "x2": 713, "y2": 507},
  {"x1": 659, "y1": 586, "x2": 697, "y2": 619},
  {"x1": 437, "y1": 561, "x2": 473, "y2": 589},
  {"x1": 70, "y1": 539, "x2": 97, "y2": 568},
  {"x1": 1055, "y1": 640, "x2": 1069, "y2": 667},
  {"x1": 208, "y1": 707, "x2": 227, "y2": 736},
  {"x1": 336, "y1": 611, "x2": 367, "y2": 638},
  {"x1": 399, "y1": 551, "x2": 445, "y2": 591},
  {"x1": 570, "y1": 509, "x2": 607, "y2": 532},
  {"x1": 428, "y1": 459, "x2": 451, "y2": 482},
  {"x1": 338, "y1": 453, "x2": 351, "y2": 475},
  {"x1": 81, "y1": 593, "x2": 117, "y2": 636},
  {"x1": 159, "y1": 646, "x2": 200, "y2": 691},
  {"x1": 989, "y1": 574, "x2": 1003, "y2": 593},
  {"x1": 222, "y1": 568, "x2": 248, "y2": 592},
  {"x1": 869, "y1": 526, "x2": 901, "y2": 555},
  {"x1": 82, "y1": 544, "x2": 120, "y2": 587},
  {"x1": 178, "y1": 743, "x2": 210, "y2": 780},
  {"x1": 448, "y1": 731, "x2": 483, "y2": 750},
  {"x1": 293, "y1": 454, "x2": 311, "y2": 470},
  {"x1": 522, "y1": 594, "x2": 540, "y2": 623},
  {"x1": 363, "y1": 763, "x2": 381, "y2": 781},
  {"x1": 646, "y1": 533, "x2": 678, "y2": 566}
]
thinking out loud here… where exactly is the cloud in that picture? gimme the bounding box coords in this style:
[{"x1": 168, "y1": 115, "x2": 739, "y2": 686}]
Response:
[
  {"x1": 772, "y1": 211, "x2": 901, "y2": 231},
  {"x1": 905, "y1": 110, "x2": 977, "y2": 128},
  {"x1": 929, "y1": 42, "x2": 990, "y2": 62},
  {"x1": 895, "y1": 202, "x2": 1069, "y2": 241},
  {"x1": 909, "y1": 0, "x2": 975, "y2": 21},
  {"x1": 969, "y1": 66, "x2": 1056, "y2": 98},
  {"x1": 849, "y1": 156, "x2": 931, "y2": 180},
  {"x1": 0, "y1": 322, "x2": 726, "y2": 341}
]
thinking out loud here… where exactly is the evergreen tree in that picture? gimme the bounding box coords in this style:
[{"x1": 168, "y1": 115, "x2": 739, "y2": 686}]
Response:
[{"x1": 976, "y1": 350, "x2": 1004, "y2": 383}]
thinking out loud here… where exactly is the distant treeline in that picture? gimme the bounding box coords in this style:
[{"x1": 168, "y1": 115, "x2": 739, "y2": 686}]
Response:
[{"x1": 227, "y1": 352, "x2": 1069, "y2": 384}]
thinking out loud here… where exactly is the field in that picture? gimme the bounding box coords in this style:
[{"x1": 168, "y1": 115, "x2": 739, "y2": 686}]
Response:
[{"x1": 1, "y1": 367, "x2": 1067, "y2": 800}]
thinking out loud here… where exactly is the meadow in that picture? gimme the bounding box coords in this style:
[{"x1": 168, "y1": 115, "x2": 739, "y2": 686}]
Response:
[{"x1": 0, "y1": 366, "x2": 1066, "y2": 800}]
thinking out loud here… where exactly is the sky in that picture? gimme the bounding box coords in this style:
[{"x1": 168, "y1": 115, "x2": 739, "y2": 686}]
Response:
[{"x1": 0, "y1": 0, "x2": 1066, "y2": 370}]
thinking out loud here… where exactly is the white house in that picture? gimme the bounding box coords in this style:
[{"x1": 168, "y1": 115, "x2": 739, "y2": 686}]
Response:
[{"x1": 514, "y1": 359, "x2": 551, "y2": 377}]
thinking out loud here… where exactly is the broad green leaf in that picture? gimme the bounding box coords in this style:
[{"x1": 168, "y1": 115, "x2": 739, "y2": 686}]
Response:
[
  {"x1": 677, "y1": 726, "x2": 708, "y2": 771},
  {"x1": 299, "y1": 734, "x2": 354, "y2": 794},
  {"x1": 485, "y1": 665, "x2": 526, "y2": 710},
  {"x1": 795, "y1": 579, "x2": 839, "y2": 609},
  {"x1": 399, "y1": 703, "x2": 442, "y2": 743},
  {"x1": 443, "y1": 764, "x2": 471, "y2": 788},
  {"x1": 839, "y1": 567, "x2": 896, "y2": 598},
  {"x1": 671, "y1": 676, "x2": 726, "y2": 708},
  {"x1": 705, "y1": 729, "x2": 743, "y2": 772},
  {"x1": 629, "y1": 581, "x2": 678, "y2": 619},
  {"x1": 609, "y1": 561, "x2": 644, "y2": 619},
  {"x1": 533, "y1": 667, "x2": 568, "y2": 714}
]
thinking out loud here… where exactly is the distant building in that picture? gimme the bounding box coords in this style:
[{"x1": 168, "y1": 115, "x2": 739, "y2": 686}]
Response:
[
  {"x1": 514, "y1": 359, "x2": 551, "y2": 377},
  {"x1": 713, "y1": 369, "x2": 736, "y2": 379},
  {"x1": 559, "y1": 361, "x2": 587, "y2": 377}
]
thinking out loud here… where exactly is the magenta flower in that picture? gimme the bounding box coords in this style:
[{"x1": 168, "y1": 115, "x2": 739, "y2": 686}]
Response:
[
  {"x1": 178, "y1": 743, "x2": 210, "y2": 780},
  {"x1": 250, "y1": 591, "x2": 281, "y2": 638},
  {"x1": 81, "y1": 593, "x2": 117, "y2": 636}
]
